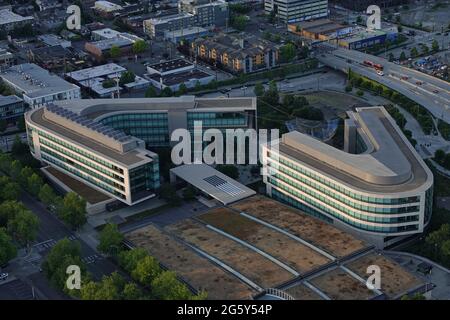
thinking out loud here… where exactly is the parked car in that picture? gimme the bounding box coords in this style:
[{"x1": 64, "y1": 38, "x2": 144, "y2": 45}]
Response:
[{"x1": 0, "y1": 273, "x2": 9, "y2": 281}]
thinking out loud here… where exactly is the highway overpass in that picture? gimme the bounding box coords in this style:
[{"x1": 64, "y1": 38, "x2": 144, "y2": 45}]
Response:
[{"x1": 317, "y1": 48, "x2": 450, "y2": 122}]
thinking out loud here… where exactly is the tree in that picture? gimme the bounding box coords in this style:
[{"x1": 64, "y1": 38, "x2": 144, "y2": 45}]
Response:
[
  {"x1": 132, "y1": 40, "x2": 148, "y2": 54},
  {"x1": 0, "y1": 228, "x2": 17, "y2": 266},
  {"x1": 122, "y1": 282, "x2": 142, "y2": 300},
  {"x1": 10, "y1": 160, "x2": 23, "y2": 181},
  {"x1": 160, "y1": 87, "x2": 173, "y2": 97},
  {"x1": 0, "y1": 177, "x2": 20, "y2": 201},
  {"x1": 388, "y1": 53, "x2": 394, "y2": 62},
  {"x1": 435, "y1": 149, "x2": 446, "y2": 163},
  {"x1": 42, "y1": 238, "x2": 85, "y2": 292},
  {"x1": 27, "y1": 173, "x2": 44, "y2": 197},
  {"x1": 231, "y1": 15, "x2": 247, "y2": 31},
  {"x1": 97, "y1": 223, "x2": 123, "y2": 256},
  {"x1": 7, "y1": 208, "x2": 39, "y2": 248},
  {"x1": 151, "y1": 271, "x2": 192, "y2": 300},
  {"x1": 410, "y1": 47, "x2": 419, "y2": 57},
  {"x1": 254, "y1": 82, "x2": 265, "y2": 97},
  {"x1": 117, "y1": 248, "x2": 147, "y2": 273},
  {"x1": 119, "y1": 71, "x2": 135, "y2": 86},
  {"x1": 0, "y1": 119, "x2": 7, "y2": 133},
  {"x1": 11, "y1": 135, "x2": 28, "y2": 157},
  {"x1": 177, "y1": 83, "x2": 188, "y2": 95},
  {"x1": 131, "y1": 255, "x2": 161, "y2": 285},
  {"x1": 145, "y1": 86, "x2": 157, "y2": 98},
  {"x1": 280, "y1": 43, "x2": 296, "y2": 62},
  {"x1": 356, "y1": 89, "x2": 364, "y2": 96},
  {"x1": 431, "y1": 39, "x2": 439, "y2": 52},
  {"x1": 262, "y1": 80, "x2": 279, "y2": 106},
  {"x1": 400, "y1": 51, "x2": 407, "y2": 61},
  {"x1": 182, "y1": 186, "x2": 196, "y2": 201},
  {"x1": 39, "y1": 184, "x2": 57, "y2": 207},
  {"x1": 19, "y1": 166, "x2": 33, "y2": 187},
  {"x1": 159, "y1": 183, "x2": 181, "y2": 205},
  {"x1": 421, "y1": 44, "x2": 429, "y2": 55},
  {"x1": 216, "y1": 164, "x2": 239, "y2": 179},
  {"x1": 110, "y1": 45, "x2": 121, "y2": 58},
  {"x1": 59, "y1": 192, "x2": 87, "y2": 230},
  {"x1": 397, "y1": 24, "x2": 402, "y2": 33}
]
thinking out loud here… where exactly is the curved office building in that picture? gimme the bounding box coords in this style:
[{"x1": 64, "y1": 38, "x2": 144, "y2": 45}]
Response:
[
  {"x1": 262, "y1": 106, "x2": 433, "y2": 248},
  {"x1": 25, "y1": 96, "x2": 257, "y2": 206}
]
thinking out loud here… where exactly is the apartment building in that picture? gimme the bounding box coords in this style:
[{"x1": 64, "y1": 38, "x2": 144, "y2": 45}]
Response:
[{"x1": 264, "y1": 0, "x2": 329, "y2": 23}]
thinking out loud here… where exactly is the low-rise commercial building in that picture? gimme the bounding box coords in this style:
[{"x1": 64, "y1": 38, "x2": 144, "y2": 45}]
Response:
[
  {"x1": 146, "y1": 58, "x2": 214, "y2": 91},
  {"x1": 93, "y1": 1, "x2": 124, "y2": 17},
  {"x1": 191, "y1": 33, "x2": 279, "y2": 74},
  {"x1": 66, "y1": 63, "x2": 150, "y2": 98},
  {"x1": 38, "y1": 34, "x2": 72, "y2": 48},
  {"x1": 164, "y1": 26, "x2": 209, "y2": 44},
  {"x1": 0, "y1": 48, "x2": 14, "y2": 70},
  {"x1": 0, "y1": 9, "x2": 34, "y2": 32},
  {"x1": 262, "y1": 106, "x2": 433, "y2": 248},
  {"x1": 0, "y1": 63, "x2": 80, "y2": 108},
  {"x1": 0, "y1": 94, "x2": 25, "y2": 123},
  {"x1": 84, "y1": 33, "x2": 143, "y2": 60}
]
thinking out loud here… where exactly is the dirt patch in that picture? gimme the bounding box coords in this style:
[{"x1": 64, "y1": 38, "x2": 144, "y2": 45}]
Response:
[
  {"x1": 166, "y1": 219, "x2": 295, "y2": 288},
  {"x1": 231, "y1": 196, "x2": 367, "y2": 258},
  {"x1": 125, "y1": 224, "x2": 256, "y2": 300},
  {"x1": 285, "y1": 284, "x2": 324, "y2": 300},
  {"x1": 198, "y1": 207, "x2": 331, "y2": 273},
  {"x1": 346, "y1": 254, "x2": 423, "y2": 299},
  {"x1": 310, "y1": 268, "x2": 375, "y2": 300},
  {"x1": 45, "y1": 166, "x2": 110, "y2": 204}
]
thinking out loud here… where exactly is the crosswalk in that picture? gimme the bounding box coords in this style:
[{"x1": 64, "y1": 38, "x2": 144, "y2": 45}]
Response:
[
  {"x1": 33, "y1": 235, "x2": 79, "y2": 252},
  {"x1": 32, "y1": 236, "x2": 104, "y2": 265},
  {"x1": 81, "y1": 254, "x2": 103, "y2": 265}
]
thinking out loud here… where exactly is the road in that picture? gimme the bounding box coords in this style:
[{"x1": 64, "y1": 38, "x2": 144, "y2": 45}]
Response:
[{"x1": 317, "y1": 48, "x2": 450, "y2": 121}]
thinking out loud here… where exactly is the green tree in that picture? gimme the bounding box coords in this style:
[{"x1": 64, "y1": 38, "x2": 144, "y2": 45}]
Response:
[
  {"x1": 42, "y1": 238, "x2": 85, "y2": 292},
  {"x1": 11, "y1": 135, "x2": 28, "y2": 157},
  {"x1": 280, "y1": 43, "x2": 296, "y2": 62},
  {"x1": 254, "y1": 82, "x2": 265, "y2": 97},
  {"x1": 10, "y1": 160, "x2": 23, "y2": 181},
  {"x1": 177, "y1": 83, "x2": 188, "y2": 95},
  {"x1": 122, "y1": 282, "x2": 142, "y2": 300},
  {"x1": 182, "y1": 186, "x2": 196, "y2": 201},
  {"x1": 231, "y1": 15, "x2": 248, "y2": 31},
  {"x1": 356, "y1": 89, "x2": 364, "y2": 96},
  {"x1": 27, "y1": 173, "x2": 44, "y2": 197},
  {"x1": 159, "y1": 183, "x2": 181, "y2": 205},
  {"x1": 59, "y1": 192, "x2": 87, "y2": 230},
  {"x1": 110, "y1": 45, "x2": 121, "y2": 58},
  {"x1": 435, "y1": 149, "x2": 446, "y2": 163},
  {"x1": 97, "y1": 223, "x2": 123, "y2": 256},
  {"x1": 7, "y1": 208, "x2": 39, "y2": 248},
  {"x1": 39, "y1": 184, "x2": 57, "y2": 207},
  {"x1": 117, "y1": 248, "x2": 147, "y2": 273},
  {"x1": 399, "y1": 51, "x2": 407, "y2": 61},
  {"x1": 0, "y1": 228, "x2": 17, "y2": 266},
  {"x1": 0, "y1": 177, "x2": 20, "y2": 201},
  {"x1": 131, "y1": 255, "x2": 161, "y2": 285},
  {"x1": 410, "y1": 47, "x2": 419, "y2": 57},
  {"x1": 216, "y1": 164, "x2": 239, "y2": 179},
  {"x1": 160, "y1": 87, "x2": 173, "y2": 97},
  {"x1": 18, "y1": 166, "x2": 33, "y2": 187},
  {"x1": 431, "y1": 39, "x2": 439, "y2": 52},
  {"x1": 145, "y1": 86, "x2": 157, "y2": 97},
  {"x1": 119, "y1": 71, "x2": 135, "y2": 86},
  {"x1": 0, "y1": 119, "x2": 7, "y2": 133},
  {"x1": 151, "y1": 270, "x2": 192, "y2": 300},
  {"x1": 388, "y1": 53, "x2": 394, "y2": 62},
  {"x1": 421, "y1": 44, "x2": 429, "y2": 55},
  {"x1": 132, "y1": 40, "x2": 148, "y2": 54}
]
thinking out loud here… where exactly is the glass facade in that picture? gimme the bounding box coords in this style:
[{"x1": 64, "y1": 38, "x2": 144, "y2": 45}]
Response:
[
  {"x1": 266, "y1": 152, "x2": 428, "y2": 234},
  {"x1": 99, "y1": 113, "x2": 170, "y2": 147},
  {"x1": 187, "y1": 111, "x2": 248, "y2": 129}
]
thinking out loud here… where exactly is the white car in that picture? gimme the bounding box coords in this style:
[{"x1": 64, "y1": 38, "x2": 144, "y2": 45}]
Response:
[
  {"x1": 377, "y1": 70, "x2": 384, "y2": 76},
  {"x1": 0, "y1": 273, "x2": 8, "y2": 281}
]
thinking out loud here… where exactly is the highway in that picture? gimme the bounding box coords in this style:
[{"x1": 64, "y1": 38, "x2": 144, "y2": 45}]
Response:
[{"x1": 317, "y1": 48, "x2": 450, "y2": 121}]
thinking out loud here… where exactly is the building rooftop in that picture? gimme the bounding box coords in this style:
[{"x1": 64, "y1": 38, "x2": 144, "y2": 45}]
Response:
[
  {"x1": 276, "y1": 106, "x2": 432, "y2": 194},
  {"x1": 53, "y1": 96, "x2": 256, "y2": 119},
  {"x1": 0, "y1": 94, "x2": 22, "y2": 107},
  {"x1": 91, "y1": 28, "x2": 121, "y2": 39},
  {"x1": 164, "y1": 26, "x2": 208, "y2": 38},
  {"x1": 94, "y1": 1, "x2": 123, "y2": 12},
  {"x1": 340, "y1": 27, "x2": 386, "y2": 43},
  {"x1": 88, "y1": 37, "x2": 133, "y2": 51},
  {"x1": 147, "y1": 58, "x2": 193, "y2": 73},
  {"x1": 66, "y1": 63, "x2": 126, "y2": 82},
  {"x1": 148, "y1": 69, "x2": 213, "y2": 86},
  {"x1": 27, "y1": 107, "x2": 151, "y2": 166},
  {"x1": 0, "y1": 63, "x2": 79, "y2": 98},
  {"x1": 38, "y1": 34, "x2": 71, "y2": 47},
  {"x1": 291, "y1": 19, "x2": 346, "y2": 34},
  {"x1": 0, "y1": 9, "x2": 33, "y2": 25},
  {"x1": 171, "y1": 163, "x2": 256, "y2": 205},
  {"x1": 146, "y1": 12, "x2": 194, "y2": 25}
]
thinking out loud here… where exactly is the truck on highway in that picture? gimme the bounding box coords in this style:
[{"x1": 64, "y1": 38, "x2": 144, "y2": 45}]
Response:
[{"x1": 363, "y1": 60, "x2": 384, "y2": 71}]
